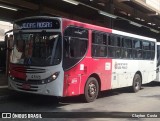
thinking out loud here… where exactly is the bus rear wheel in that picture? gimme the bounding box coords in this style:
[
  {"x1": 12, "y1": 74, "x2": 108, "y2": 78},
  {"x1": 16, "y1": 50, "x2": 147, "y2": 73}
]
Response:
[
  {"x1": 132, "y1": 74, "x2": 142, "y2": 92},
  {"x1": 84, "y1": 77, "x2": 99, "y2": 103}
]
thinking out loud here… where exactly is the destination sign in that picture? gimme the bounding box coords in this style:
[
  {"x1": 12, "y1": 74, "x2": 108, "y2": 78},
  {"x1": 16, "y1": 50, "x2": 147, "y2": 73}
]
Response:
[
  {"x1": 21, "y1": 22, "x2": 52, "y2": 29},
  {"x1": 14, "y1": 18, "x2": 60, "y2": 30}
]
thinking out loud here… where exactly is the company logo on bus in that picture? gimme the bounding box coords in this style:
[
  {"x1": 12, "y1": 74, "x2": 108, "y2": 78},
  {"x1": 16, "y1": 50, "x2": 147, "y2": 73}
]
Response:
[
  {"x1": 114, "y1": 62, "x2": 128, "y2": 69},
  {"x1": 114, "y1": 62, "x2": 118, "y2": 69}
]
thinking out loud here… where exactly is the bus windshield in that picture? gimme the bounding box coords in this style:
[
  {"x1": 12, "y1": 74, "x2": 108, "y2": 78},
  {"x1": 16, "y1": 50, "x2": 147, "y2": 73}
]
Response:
[{"x1": 10, "y1": 32, "x2": 61, "y2": 66}]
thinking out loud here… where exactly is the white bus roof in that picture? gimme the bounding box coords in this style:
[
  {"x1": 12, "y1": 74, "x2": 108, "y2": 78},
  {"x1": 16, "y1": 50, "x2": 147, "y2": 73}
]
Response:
[
  {"x1": 113, "y1": 30, "x2": 156, "y2": 42},
  {"x1": 14, "y1": 16, "x2": 62, "y2": 23},
  {"x1": 157, "y1": 42, "x2": 160, "y2": 45}
]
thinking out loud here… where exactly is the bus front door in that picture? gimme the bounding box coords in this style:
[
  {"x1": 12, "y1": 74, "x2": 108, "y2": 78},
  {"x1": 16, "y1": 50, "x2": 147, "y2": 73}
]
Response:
[{"x1": 156, "y1": 59, "x2": 160, "y2": 81}]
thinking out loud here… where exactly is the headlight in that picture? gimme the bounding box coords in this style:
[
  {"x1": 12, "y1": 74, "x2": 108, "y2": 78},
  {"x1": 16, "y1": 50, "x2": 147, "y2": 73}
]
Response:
[
  {"x1": 52, "y1": 72, "x2": 59, "y2": 80},
  {"x1": 42, "y1": 72, "x2": 60, "y2": 84},
  {"x1": 9, "y1": 75, "x2": 15, "y2": 80}
]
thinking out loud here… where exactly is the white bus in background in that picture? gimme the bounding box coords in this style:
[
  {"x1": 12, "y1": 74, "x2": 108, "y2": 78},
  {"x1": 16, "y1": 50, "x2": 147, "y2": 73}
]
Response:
[{"x1": 155, "y1": 42, "x2": 160, "y2": 81}]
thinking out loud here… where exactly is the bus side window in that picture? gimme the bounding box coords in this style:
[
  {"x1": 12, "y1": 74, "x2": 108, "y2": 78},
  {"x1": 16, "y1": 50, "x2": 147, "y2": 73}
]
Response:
[
  {"x1": 143, "y1": 41, "x2": 150, "y2": 60},
  {"x1": 108, "y1": 34, "x2": 115, "y2": 58},
  {"x1": 133, "y1": 40, "x2": 142, "y2": 59},
  {"x1": 150, "y1": 42, "x2": 155, "y2": 60},
  {"x1": 92, "y1": 31, "x2": 107, "y2": 57},
  {"x1": 157, "y1": 44, "x2": 160, "y2": 60},
  {"x1": 122, "y1": 38, "x2": 132, "y2": 59},
  {"x1": 64, "y1": 37, "x2": 76, "y2": 58},
  {"x1": 63, "y1": 26, "x2": 88, "y2": 70},
  {"x1": 115, "y1": 36, "x2": 121, "y2": 58},
  {"x1": 64, "y1": 37, "x2": 70, "y2": 57},
  {"x1": 137, "y1": 50, "x2": 142, "y2": 59},
  {"x1": 122, "y1": 38, "x2": 127, "y2": 58},
  {"x1": 64, "y1": 27, "x2": 88, "y2": 58}
]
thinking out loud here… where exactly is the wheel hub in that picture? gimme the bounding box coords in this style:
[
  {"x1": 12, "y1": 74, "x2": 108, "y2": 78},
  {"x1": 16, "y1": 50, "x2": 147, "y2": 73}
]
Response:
[
  {"x1": 88, "y1": 83, "x2": 96, "y2": 97},
  {"x1": 135, "y1": 79, "x2": 140, "y2": 89}
]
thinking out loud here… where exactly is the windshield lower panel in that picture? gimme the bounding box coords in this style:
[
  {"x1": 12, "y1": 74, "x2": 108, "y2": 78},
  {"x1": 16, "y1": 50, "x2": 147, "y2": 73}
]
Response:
[{"x1": 10, "y1": 32, "x2": 62, "y2": 66}]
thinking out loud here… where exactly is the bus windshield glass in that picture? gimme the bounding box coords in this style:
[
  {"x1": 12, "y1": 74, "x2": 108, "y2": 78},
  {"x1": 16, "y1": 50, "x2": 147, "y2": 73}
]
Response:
[{"x1": 10, "y1": 32, "x2": 61, "y2": 66}]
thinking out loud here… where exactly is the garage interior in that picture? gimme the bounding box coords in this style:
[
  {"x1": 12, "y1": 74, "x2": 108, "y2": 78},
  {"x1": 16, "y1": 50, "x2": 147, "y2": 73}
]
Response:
[
  {"x1": 0, "y1": 0, "x2": 160, "y2": 86},
  {"x1": 0, "y1": 0, "x2": 160, "y2": 39}
]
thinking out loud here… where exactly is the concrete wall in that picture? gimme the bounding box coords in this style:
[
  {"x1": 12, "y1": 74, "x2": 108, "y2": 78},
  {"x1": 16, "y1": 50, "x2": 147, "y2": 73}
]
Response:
[{"x1": 0, "y1": 21, "x2": 12, "y2": 41}]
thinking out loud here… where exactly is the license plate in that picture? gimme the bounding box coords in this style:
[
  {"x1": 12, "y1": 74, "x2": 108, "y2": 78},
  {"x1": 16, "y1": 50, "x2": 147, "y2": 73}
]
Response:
[{"x1": 22, "y1": 84, "x2": 31, "y2": 89}]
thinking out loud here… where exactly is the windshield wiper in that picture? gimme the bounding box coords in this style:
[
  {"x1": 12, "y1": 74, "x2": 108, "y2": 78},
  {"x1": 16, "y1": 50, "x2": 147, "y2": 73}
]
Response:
[{"x1": 50, "y1": 35, "x2": 59, "y2": 65}]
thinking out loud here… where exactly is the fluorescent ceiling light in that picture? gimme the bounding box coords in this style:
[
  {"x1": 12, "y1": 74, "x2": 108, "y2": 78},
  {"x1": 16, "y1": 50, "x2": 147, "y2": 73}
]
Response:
[
  {"x1": 129, "y1": 21, "x2": 142, "y2": 27},
  {"x1": 99, "y1": 10, "x2": 117, "y2": 19},
  {"x1": 119, "y1": 11, "x2": 127, "y2": 15},
  {"x1": 62, "y1": 0, "x2": 79, "y2": 5},
  {"x1": 98, "y1": 3, "x2": 105, "y2": 6},
  {"x1": 148, "y1": 13, "x2": 158, "y2": 16},
  {"x1": 135, "y1": 18, "x2": 145, "y2": 22},
  {"x1": 148, "y1": 23, "x2": 156, "y2": 26},
  {"x1": 150, "y1": 29, "x2": 159, "y2": 33},
  {"x1": 135, "y1": 17, "x2": 140, "y2": 20},
  {"x1": 0, "y1": 5, "x2": 17, "y2": 11},
  {"x1": 117, "y1": 0, "x2": 130, "y2": 2}
]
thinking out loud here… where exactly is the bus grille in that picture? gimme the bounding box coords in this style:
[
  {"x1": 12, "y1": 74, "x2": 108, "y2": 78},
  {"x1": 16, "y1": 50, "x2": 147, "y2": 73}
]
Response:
[
  {"x1": 12, "y1": 67, "x2": 46, "y2": 73},
  {"x1": 16, "y1": 83, "x2": 38, "y2": 92},
  {"x1": 17, "y1": 88, "x2": 37, "y2": 92},
  {"x1": 13, "y1": 77, "x2": 43, "y2": 85}
]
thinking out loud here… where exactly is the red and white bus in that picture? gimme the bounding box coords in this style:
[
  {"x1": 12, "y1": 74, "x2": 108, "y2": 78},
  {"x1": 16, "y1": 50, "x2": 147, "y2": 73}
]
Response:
[
  {"x1": 155, "y1": 42, "x2": 160, "y2": 81},
  {"x1": 8, "y1": 16, "x2": 156, "y2": 102}
]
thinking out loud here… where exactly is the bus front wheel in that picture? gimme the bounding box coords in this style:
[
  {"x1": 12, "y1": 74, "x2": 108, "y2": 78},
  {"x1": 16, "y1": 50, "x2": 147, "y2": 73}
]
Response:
[
  {"x1": 132, "y1": 74, "x2": 142, "y2": 93},
  {"x1": 84, "y1": 77, "x2": 99, "y2": 103}
]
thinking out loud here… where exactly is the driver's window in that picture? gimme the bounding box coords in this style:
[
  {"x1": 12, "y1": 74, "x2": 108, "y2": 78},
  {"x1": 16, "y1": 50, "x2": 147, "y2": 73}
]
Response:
[
  {"x1": 63, "y1": 26, "x2": 88, "y2": 58},
  {"x1": 63, "y1": 26, "x2": 88, "y2": 70}
]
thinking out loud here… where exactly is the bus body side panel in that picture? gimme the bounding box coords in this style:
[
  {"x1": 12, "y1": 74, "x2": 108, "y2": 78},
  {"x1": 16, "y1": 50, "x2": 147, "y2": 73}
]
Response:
[
  {"x1": 140, "y1": 60, "x2": 156, "y2": 84},
  {"x1": 111, "y1": 59, "x2": 156, "y2": 89},
  {"x1": 111, "y1": 59, "x2": 141, "y2": 88},
  {"x1": 62, "y1": 20, "x2": 113, "y2": 96},
  {"x1": 63, "y1": 58, "x2": 112, "y2": 96}
]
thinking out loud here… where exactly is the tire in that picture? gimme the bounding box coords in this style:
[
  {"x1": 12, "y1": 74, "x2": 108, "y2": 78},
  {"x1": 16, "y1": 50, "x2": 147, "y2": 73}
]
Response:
[
  {"x1": 132, "y1": 73, "x2": 142, "y2": 93},
  {"x1": 84, "y1": 77, "x2": 99, "y2": 103}
]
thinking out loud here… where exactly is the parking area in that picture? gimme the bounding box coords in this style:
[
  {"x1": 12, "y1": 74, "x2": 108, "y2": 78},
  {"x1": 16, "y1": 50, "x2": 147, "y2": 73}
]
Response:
[{"x1": 0, "y1": 73, "x2": 160, "y2": 121}]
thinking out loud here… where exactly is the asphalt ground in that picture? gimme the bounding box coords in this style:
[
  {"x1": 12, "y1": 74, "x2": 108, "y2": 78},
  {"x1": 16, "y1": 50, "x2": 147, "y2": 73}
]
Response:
[{"x1": 1, "y1": 72, "x2": 160, "y2": 121}]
